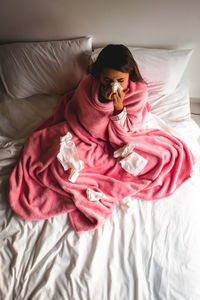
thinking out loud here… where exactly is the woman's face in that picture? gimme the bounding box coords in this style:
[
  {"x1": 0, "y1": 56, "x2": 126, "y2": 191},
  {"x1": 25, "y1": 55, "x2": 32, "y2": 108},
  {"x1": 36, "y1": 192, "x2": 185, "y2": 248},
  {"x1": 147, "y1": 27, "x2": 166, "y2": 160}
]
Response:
[{"x1": 100, "y1": 68, "x2": 129, "y2": 89}]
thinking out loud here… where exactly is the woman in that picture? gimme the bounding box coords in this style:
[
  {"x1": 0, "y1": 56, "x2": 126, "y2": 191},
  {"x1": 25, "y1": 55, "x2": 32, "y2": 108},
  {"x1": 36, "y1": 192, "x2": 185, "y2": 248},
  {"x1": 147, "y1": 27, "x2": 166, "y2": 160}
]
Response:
[{"x1": 65, "y1": 44, "x2": 150, "y2": 144}]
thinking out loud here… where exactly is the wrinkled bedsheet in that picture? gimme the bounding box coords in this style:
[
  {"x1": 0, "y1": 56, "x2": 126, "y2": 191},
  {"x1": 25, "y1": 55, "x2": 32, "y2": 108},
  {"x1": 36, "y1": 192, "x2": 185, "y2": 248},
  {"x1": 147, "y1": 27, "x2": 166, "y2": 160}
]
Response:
[{"x1": 1, "y1": 86, "x2": 200, "y2": 300}]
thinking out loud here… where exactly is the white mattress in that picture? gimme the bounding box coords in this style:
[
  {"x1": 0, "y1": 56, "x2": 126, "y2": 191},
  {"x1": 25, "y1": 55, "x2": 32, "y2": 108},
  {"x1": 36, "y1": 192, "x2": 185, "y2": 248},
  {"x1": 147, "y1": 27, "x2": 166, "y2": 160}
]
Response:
[{"x1": 0, "y1": 85, "x2": 200, "y2": 300}]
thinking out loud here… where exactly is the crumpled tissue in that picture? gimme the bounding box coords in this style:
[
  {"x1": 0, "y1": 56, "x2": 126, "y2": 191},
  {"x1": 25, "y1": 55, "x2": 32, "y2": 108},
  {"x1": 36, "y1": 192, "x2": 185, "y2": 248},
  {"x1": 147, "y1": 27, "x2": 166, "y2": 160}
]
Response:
[
  {"x1": 86, "y1": 188, "x2": 106, "y2": 202},
  {"x1": 114, "y1": 144, "x2": 147, "y2": 176},
  {"x1": 57, "y1": 132, "x2": 84, "y2": 182},
  {"x1": 113, "y1": 144, "x2": 135, "y2": 158},
  {"x1": 111, "y1": 82, "x2": 123, "y2": 93},
  {"x1": 120, "y1": 197, "x2": 135, "y2": 213},
  {"x1": 120, "y1": 152, "x2": 147, "y2": 176}
]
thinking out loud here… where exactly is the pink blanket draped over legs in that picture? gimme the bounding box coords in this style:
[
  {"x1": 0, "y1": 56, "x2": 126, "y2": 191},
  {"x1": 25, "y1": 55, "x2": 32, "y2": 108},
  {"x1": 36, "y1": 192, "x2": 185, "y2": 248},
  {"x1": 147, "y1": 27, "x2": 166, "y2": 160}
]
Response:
[{"x1": 9, "y1": 75, "x2": 195, "y2": 232}]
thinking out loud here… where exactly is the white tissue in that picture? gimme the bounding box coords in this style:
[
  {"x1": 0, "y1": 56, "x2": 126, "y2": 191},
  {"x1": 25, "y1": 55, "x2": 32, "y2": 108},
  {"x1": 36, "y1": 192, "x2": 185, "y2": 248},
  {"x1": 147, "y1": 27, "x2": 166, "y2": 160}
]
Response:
[
  {"x1": 60, "y1": 132, "x2": 73, "y2": 144},
  {"x1": 120, "y1": 197, "x2": 134, "y2": 213},
  {"x1": 57, "y1": 132, "x2": 84, "y2": 182},
  {"x1": 111, "y1": 82, "x2": 123, "y2": 93},
  {"x1": 86, "y1": 188, "x2": 106, "y2": 202},
  {"x1": 120, "y1": 152, "x2": 147, "y2": 176},
  {"x1": 68, "y1": 161, "x2": 84, "y2": 182},
  {"x1": 113, "y1": 144, "x2": 135, "y2": 158}
]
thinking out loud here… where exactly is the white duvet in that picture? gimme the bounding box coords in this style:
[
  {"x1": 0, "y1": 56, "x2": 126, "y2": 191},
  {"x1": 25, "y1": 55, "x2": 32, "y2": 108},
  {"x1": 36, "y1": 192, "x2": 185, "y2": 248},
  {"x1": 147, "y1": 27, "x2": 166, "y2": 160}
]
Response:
[{"x1": 0, "y1": 85, "x2": 200, "y2": 300}]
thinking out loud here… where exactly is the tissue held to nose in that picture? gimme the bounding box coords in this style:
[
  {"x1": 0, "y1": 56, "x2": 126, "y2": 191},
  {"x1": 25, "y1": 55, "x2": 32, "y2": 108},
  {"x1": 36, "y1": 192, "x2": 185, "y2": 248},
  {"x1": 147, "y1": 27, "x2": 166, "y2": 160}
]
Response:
[{"x1": 111, "y1": 82, "x2": 123, "y2": 93}]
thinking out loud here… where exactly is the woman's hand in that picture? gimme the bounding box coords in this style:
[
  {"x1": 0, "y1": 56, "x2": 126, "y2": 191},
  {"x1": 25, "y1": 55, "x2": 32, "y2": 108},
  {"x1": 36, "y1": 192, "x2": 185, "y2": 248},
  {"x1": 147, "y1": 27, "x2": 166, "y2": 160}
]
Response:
[
  {"x1": 101, "y1": 86, "x2": 129, "y2": 109},
  {"x1": 100, "y1": 85, "x2": 114, "y2": 101},
  {"x1": 101, "y1": 85, "x2": 129, "y2": 114},
  {"x1": 113, "y1": 88, "x2": 129, "y2": 113}
]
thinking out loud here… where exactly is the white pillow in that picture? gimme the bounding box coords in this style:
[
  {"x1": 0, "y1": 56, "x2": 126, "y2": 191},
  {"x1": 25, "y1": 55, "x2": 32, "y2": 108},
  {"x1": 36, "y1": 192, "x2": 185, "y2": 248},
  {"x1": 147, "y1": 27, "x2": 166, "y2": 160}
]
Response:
[
  {"x1": 149, "y1": 83, "x2": 191, "y2": 123},
  {"x1": 0, "y1": 37, "x2": 92, "y2": 98},
  {"x1": 90, "y1": 47, "x2": 192, "y2": 95}
]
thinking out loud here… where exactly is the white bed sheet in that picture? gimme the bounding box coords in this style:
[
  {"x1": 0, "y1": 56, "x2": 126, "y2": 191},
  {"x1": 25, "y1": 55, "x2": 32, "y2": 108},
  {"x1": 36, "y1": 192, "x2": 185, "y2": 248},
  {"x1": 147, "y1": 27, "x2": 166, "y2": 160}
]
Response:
[{"x1": 0, "y1": 86, "x2": 200, "y2": 300}]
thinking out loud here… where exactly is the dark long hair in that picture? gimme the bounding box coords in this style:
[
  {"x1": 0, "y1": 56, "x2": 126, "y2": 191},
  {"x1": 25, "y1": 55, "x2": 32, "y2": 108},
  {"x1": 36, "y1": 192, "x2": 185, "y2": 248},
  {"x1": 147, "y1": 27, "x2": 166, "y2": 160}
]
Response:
[{"x1": 91, "y1": 44, "x2": 144, "y2": 82}]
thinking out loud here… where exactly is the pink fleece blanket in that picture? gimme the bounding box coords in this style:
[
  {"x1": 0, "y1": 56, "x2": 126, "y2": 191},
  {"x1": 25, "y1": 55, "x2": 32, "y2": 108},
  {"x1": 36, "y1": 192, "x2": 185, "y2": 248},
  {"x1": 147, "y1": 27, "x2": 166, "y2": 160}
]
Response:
[{"x1": 9, "y1": 75, "x2": 195, "y2": 232}]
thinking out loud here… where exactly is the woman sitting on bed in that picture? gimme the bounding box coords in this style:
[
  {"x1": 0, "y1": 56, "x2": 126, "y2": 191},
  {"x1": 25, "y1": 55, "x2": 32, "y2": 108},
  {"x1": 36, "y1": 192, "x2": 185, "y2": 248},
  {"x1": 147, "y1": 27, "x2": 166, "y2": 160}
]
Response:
[{"x1": 9, "y1": 44, "x2": 195, "y2": 233}]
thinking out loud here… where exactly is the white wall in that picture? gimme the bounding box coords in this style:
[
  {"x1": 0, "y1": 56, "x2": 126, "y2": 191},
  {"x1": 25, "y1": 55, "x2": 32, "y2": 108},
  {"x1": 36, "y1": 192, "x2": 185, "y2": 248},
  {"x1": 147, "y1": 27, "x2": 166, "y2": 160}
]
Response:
[{"x1": 0, "y1": 0, "x2": 200, "y2": 100}]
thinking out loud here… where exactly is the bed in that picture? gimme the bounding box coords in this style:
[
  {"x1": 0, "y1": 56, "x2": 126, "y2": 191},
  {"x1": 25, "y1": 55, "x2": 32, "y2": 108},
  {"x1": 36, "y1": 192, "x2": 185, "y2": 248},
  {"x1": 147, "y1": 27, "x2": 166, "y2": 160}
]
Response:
[{"x1": 0, "y1": 37, "x2": 200, "y2": 300}]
